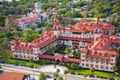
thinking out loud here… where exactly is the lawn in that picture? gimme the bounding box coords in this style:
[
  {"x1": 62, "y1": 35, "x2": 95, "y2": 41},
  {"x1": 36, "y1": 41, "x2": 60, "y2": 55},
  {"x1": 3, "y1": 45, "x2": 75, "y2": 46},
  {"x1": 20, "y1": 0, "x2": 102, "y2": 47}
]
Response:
[
  {"x1": 95, "y1": 71, "x2": 112, "y2": 78},
  {"x1": 69, "y1": 69, "x2": 113, "y2": 79},
  {"x1": 6, "y1": 59, "x2": 55, "y2": 68},
  {"x1": 6, "y1": 59, "x2": 40, "y2": 68}
]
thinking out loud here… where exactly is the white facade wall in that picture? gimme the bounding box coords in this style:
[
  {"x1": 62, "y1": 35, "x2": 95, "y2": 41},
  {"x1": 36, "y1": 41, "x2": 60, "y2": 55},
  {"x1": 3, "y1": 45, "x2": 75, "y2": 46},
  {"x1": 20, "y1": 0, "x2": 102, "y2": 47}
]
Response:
[
  {"x1": 61, "y1": 32, "x2": 94, "y2": 39},
  {"x1": 80, "y1": 52, "x2": 116, "y2": 71},
  {"x1": 10, "y1": 45, "x2": 15, "y2": 51},
  {"x1": 13, "y1": 52, "x2": 39, "y2": 60},
  {"x1": 64, "y1": 40, "x2": 72, "y2": 47},
  {"x1": 33, "y1": 48, "x2": 40, "y2": 54},
  {"x1": 79, "y1": 42, "x2": 87, "y2": 48},
  {"x1": 53, "y1": 31, "x2": 61, "y2": 38}
]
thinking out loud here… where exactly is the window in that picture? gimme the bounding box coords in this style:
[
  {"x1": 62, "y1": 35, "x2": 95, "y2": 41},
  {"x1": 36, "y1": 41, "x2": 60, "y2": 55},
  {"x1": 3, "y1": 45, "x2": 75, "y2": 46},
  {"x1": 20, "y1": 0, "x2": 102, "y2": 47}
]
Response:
[
  {"x1": 24, "y1": 55, "x2": 26, "y2": 58},
  {"x1": 95, "y1": 65, "x2": 98, "y2": 68},
  {"x1": 82, "y1": 63, "x2": 84, "y2": 66},
  {"x1": 15, "y1": 55, "x2": 18, "y2": 58},
  {"x1": 34, "y1": 57, "x2": 38, "y2": 60},
  {"x1": 111, "y1": 59, "x2": 113, "y2": 62},
  {"x1": 86, "y1": 60, "x2": 88, "y2": 62},
  {"x1": 72, "y1": 32, "x2": 81, "y2": 34},
  {"x1": 101, "y1": 65, "x2": 104, "y2": 69},
  {"x1": 111, "y1": 67, "x2": 113, "y2": 70},
  {"x1": 112, "y1": 55, "x2": 115, "y2": 57},
  {"x1": 82, "y1": 60, "x2": 85, "y2": 62},
  {"x1": 86, "y1": 64, "x2": 89, "y2": 66},
  {"x1": 106, "y1": 66, "x2": 108, "y2": 70},
  {"x1": 91, "y1": 58, "x2": 94, "y2": 62},
  {"x1": 96, "y1": 60, "x2": 99, "y2": 63},
  {"x1": 91, "y1": 64, "x2": 93, "y2": 67},
  {"x1": 111, "y1": 63, "x2": 114, "y2": 65},
  {"x1": 82, "y1": 55, "x2": 85, "y2": 57},
  {"x1": 101, "y1": 60, "x2": 105, "y2": 64},
  {"x1": 106, "y1": 60, "x2": 109, "y2": 64}
]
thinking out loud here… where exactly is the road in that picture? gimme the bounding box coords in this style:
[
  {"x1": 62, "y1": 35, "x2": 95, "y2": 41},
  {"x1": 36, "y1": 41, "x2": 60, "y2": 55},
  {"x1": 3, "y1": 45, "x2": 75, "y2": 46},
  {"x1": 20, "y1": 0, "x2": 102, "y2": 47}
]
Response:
[
  {"x1": 0, "y1": 63, "x2": 108, "y2": 80},
  {"x1": 1, "y1": 64, "x2": 40, "y2": 75}
]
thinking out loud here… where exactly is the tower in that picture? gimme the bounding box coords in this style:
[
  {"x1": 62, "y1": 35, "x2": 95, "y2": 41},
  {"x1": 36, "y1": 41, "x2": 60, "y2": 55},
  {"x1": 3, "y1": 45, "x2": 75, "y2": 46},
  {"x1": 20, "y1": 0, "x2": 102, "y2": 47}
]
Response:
[{"x1": 52, "y1": 18, "x2": 61, "y2": 30}]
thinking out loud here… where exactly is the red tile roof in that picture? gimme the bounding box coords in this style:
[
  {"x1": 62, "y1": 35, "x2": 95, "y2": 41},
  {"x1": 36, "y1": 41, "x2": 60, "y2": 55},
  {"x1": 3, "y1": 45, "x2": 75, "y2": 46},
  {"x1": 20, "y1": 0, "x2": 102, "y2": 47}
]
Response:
[
  {"x1": 12, "y1": 40, "x2": 33, "y2": 52},
  {"x1": 110, "y1": 36, "x2": 120, "y2": 44},
  {"x1": 89, "y1": 35, "x2": 112, "y2": 50},
  {"x1": 87, "y1": 35, "x2": 119, "y2": 59},
  {"x1": 71, "y1": 20, "x2": 114, "y2": 33},
  {"x1": 16, "y1": 14, "x2": 38, "y2": 25},
  {"x1": 0, "y1": 72, "x2": 25, "y2": 80},
  {"x1": 32, "y1": 31, "x2": 57, "y2": 48},
  {"x1": 11, "y1": 31, "x2": 57, "y2": 53}
]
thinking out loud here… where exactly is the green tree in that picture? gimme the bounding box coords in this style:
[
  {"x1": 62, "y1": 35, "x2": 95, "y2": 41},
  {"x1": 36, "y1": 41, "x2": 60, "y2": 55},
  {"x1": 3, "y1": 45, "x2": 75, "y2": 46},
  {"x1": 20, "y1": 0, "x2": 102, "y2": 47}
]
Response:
[
  {"x1": 110, "y1": 14, "x2": 120, "y2": 32},
  {"x1": 0, "y1": 32, "x2": 12, "y2": 62},
  {"x1": 91, "y1": 68, "x2": 95, "y2": 74},
  {"x1": 1, "y1": 0, "x2": 38, "y2": 15},
  {"x1": 90, "y1": 0, "x2": 112, "y2": 17},
  {"x1": 73, "y1": 50, "x2": 81, "y2": 58},
  {"x1": 64, "y1": 48, "x2": 71, "y2": 54},
  {"x1": 0, "y1": 16, "x2": 5, "y2": 26},
  {"x1": 21, "y1": 29, "x2": 39, "y2": 42},
  {"x1": 0, "y1": 64, "x2": 3, "y2": 73},
  {"x1": 112, "y1": 0, "x2": 120, "y2": 14},
  {"x1": 39, "y1": 72, "x2": 47, "y2": 80},
  {"x1": 0, "y1": 49, "x2": 12, "y2": 62},
  {"x1": 69, "y1": 63, "x2": 80, "y2": 70}
]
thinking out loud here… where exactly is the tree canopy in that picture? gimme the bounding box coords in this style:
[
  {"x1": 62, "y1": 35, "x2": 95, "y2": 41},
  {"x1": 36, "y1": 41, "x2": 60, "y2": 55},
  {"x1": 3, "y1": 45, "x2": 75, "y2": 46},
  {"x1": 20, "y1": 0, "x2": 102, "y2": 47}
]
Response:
[{"x1": 20, "y1": 29, "x2": 40, "y2": 42}]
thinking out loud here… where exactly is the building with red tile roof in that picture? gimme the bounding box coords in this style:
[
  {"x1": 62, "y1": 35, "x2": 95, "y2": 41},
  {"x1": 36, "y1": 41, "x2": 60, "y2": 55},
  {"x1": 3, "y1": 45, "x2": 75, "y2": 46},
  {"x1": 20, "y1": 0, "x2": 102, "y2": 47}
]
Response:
[
  {"x1": 16, "y1": 14, "x2": 38, "y2": 25},
  {"x1": 15, "y1": 10, "x2": 48, "y2": 29},
  {"x1": 10, "y1": 31, "x2": 58, "y2": 60},
  {"x1": 10, "y1": 18, "x2": 120, "y2": 71}
]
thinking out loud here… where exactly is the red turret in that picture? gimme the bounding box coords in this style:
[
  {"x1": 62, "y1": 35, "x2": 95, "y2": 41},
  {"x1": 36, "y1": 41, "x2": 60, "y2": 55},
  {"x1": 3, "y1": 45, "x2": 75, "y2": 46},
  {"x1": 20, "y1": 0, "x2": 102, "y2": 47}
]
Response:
[{"x1": 53, "y1": 18, "x2": 60, "y2": 30}]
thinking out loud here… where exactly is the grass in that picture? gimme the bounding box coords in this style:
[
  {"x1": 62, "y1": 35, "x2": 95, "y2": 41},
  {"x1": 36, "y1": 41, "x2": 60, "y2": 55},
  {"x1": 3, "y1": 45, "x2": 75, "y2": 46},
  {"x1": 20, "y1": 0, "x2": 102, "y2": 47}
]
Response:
[
  {"x1": 69, "y1": 69, "x2": 113, "y2": 79},
  {"x1": 6, "y1": 58, "x2": 55, "y2": 68},
  {"x1": 6, "y1": 59, "x2": 40, "y2": 68},
  {"x1": 64, "y1": 63, "x2": 113, "y2": 78},
  {"x1": 95, "y1": 71, "x2": 112, "y2": 78}
]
